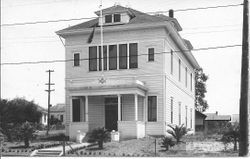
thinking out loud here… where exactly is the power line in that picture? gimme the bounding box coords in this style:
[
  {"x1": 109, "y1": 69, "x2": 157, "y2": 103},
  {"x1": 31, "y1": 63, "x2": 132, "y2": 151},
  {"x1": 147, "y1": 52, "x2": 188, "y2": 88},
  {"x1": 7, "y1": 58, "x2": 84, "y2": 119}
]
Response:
[
  {"x1": 1, "y1": 3, "x2": 243, "y2": 27},
  {"x1": 0, "y1": 44, "x2": 241, "y2": 66}
]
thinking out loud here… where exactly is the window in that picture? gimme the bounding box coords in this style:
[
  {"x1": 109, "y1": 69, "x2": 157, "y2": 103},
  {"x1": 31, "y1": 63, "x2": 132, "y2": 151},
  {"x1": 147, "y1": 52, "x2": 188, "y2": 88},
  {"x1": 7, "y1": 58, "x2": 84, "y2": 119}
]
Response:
[
  {"x1": 148, "y1": 48, "x2": 154, "y2": 61},
  {"x1": 99, "y1": 45, "x2": 107, "y2": 71},
  {"x1": 178, "y1": 102, "x2": 181, "y2": 125},
  {"x1": 190, "y1": 73, "x2": 193, "y2": 91},
  {"x1": 114, "y1": 14, "x2": 121, "y2": 22},
  {"x1": 44, "y1": 115, "x2": 47, "y2": 123},
  {"x1": 185, "y1": 106, "x2": 188, "y2": 127},
  {"x1": 148, "y1": 96, "x2": 157, "y2": 121},
  {"x1": 89, "y1": 46, "x2": 97, "y2": 71},
  {"x1": 190, "y1": 108, "x2": 192, "y2": 128},
  {"x1": 179, "y1": 59, "x2": 181, "y2": 81},
  {"x1": 73, "y1": 53, "x2": 80, "y2": 66},
  {"x1": 72, "y1": 99, "x2": 81, "y2": 122},
  {"x1": 109, "y1": 45, "x2": 117, "y2": 70},
  {"x1": 105, "y1": 15, "x2": 112, "y2": 23},
  {"x1": 171, "y1": 50, "x2": 173, "y2": 74},
  {"x1": 60, "y1": 115, "x2": 63, "y2": 122},
  {"x1": 119, "y1": 44, "x2": 127, "y2": 69},
  {"x1": 171, "y1": 97, "x2": 173, "y2": 124},
  {"x1": 185, "y1": 67, "x2": 187, "y2": 87},
  {"x1": 129, "y1": 43, "x2": 138, "y2": 68}
]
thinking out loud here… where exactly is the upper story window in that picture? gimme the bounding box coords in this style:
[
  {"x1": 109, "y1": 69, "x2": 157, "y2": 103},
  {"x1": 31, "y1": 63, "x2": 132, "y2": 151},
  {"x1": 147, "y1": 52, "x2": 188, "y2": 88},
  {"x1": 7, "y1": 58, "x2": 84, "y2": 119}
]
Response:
[
  {"x1": 114, "y1": 14, "x2": 121, "y2": 22},
  {"x1": 178, "y1": 59, "x2": 181, "y2": 81},
  {"x1": 148, "y1": 48, "x2": 154, "y2": 61},
  {"x1": 89, "y1": 43, "x2": 138, "y2": 71},
  {"x1": 73, "y1": 53, "x2": 80, "y2": 66},
  {"x1": 170, "y1": 50, "x2": 173, "y2": 75},
  {"x1": 104, "y1": 14, "x2": 121, "y2": 24},
  {"x1": 105, "y1": 15, "x2": 112, "y2": 23},
  {"x1": 185, "y1": 67, "x2": 188, "y2": 87},
  {"x1": 129, "y1": 43, "x2": 138, "y2": 68},
  {"x1": 119, "y1": 44, "x2": 127, "y2": 69},
  {"x1": 190, "y1": 73, "x2": 193, "y2": 91},
  {"x1": 89, "y1": 46, "x2": 97, "y2": 71}
]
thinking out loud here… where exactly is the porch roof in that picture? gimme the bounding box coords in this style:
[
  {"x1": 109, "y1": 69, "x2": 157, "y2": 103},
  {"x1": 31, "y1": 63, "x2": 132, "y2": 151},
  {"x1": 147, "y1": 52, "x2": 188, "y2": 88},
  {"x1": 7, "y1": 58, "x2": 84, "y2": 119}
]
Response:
[{"x1": 67, "y1": 79, "x2": 148, "y2": 97}]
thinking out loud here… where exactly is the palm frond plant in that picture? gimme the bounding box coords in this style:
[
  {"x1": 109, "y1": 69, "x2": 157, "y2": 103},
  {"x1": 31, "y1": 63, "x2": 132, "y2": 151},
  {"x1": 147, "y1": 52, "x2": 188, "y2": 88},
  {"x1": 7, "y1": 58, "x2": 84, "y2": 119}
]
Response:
[
  {"x1": 167, "y1": 124, "x2": 187, "y2": 144},
  {"x1": 86, "y1": 127, "x2": 111, "y2": 149},
  {"x1": 161, "y1": 136, "x2": 176, "y2": 151}
]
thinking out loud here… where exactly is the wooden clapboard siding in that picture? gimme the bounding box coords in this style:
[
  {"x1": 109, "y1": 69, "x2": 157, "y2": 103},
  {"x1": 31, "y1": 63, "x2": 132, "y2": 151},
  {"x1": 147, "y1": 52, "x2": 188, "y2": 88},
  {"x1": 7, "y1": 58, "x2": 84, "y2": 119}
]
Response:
[
  {"x1": 146, "y1": 122, "x2": 165, "y2": 135},
  {"x1": 88, "y1": 96, "x2": 105, "y2": 130}
]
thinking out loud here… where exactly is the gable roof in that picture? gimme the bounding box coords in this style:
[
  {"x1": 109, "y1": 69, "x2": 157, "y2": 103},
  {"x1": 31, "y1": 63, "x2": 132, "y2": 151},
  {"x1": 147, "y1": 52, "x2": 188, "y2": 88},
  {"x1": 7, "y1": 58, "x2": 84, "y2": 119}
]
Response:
[
  {"x1": 57, "y1": 5, "x2": 182, "y2": 34},
  {"x1": 50, "y1": 103, "x2": 65, "y2": 112},
  {"x1": 205, "y1": 113, "x2": 231, "y2": 121},
  {"x1": 195, "y1": 110, "x2": 207, "y2": 118}
]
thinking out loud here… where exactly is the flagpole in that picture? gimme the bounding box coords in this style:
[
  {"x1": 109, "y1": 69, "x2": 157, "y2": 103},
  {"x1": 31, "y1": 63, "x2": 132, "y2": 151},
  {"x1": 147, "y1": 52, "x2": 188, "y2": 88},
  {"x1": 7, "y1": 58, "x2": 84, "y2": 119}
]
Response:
[{"x1": 100, "y1": 0, "x2": 104, "y2": 74}]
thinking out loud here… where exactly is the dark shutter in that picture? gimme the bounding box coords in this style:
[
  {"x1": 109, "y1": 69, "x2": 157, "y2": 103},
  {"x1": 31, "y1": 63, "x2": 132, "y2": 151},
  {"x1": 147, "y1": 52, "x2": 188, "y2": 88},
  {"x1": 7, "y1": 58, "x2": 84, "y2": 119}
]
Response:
[{"x1": 148, "y1": 48, "x2": 154, "y2": 61}]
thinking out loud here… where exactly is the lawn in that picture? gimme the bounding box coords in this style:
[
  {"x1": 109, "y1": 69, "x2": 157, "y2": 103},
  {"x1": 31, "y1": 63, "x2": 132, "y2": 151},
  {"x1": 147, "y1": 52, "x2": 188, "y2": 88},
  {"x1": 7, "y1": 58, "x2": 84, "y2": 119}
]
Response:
[{"x1": 69, "y1": 132, "x2": 238, "y2": 157}]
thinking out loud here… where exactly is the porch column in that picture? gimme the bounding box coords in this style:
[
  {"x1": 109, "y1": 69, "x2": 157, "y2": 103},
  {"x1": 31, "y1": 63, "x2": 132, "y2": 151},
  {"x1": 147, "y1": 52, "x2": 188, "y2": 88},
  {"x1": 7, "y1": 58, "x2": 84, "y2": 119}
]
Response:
[
  {"x1": 145, "y1": 95, "x2": 148, "y2": 122},
  {"x1": 85, "y1": 96, "x2": 88, "y2": 122},
  {"x1": 118, "y1": 94, "x2": 121, "y2": 121},
  {"x1": 135, "y1": 94, "x2": 138, "y2": 121}
]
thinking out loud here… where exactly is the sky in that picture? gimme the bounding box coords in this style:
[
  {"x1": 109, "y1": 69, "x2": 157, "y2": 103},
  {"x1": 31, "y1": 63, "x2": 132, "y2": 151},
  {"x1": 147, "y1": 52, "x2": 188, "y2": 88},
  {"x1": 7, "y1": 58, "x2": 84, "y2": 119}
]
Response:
[{"x1": 1, "y1": 0, "x2": 243, "y2": 115}]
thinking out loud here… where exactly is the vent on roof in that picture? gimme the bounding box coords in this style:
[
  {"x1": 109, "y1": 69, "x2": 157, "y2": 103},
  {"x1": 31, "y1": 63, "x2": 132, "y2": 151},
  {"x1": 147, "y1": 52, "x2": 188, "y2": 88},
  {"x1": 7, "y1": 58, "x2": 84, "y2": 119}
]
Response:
[{"x1": 169, "y1": 9, "x2": 174, "y2": 18}]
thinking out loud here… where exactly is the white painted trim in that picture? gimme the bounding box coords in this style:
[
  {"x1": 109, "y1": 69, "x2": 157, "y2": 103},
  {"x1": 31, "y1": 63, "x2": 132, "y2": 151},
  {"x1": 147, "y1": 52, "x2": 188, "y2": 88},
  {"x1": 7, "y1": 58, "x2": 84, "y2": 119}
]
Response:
[
  {"x1": 85, "y1": 96, "x2": 88, "y2": 122},
  {"x1": 135, "y1": 94, "x2": 138, "y2": 121},
  {"x1": 118, "y1": 94, "x2": 121, "y2": 121}
]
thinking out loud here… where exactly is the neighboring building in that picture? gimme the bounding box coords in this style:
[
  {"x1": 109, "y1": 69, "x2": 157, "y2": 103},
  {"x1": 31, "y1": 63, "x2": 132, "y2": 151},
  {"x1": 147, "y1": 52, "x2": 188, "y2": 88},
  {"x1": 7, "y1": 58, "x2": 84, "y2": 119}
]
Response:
[
  {"x1": 204, "y1": 111, "x2": 231, "y2": 134},
  {"x1": 195, "y1": 110, "x2": 206, "y2": 131},
  {"x1": 50, "y1": 103, "x2": 65, "y2": 124},
  {"x1": 231, "y1": 114, "x2": 239, "y2": 123},
  {"x1": 37, "y1": 106, "x2": 48, "y2": 126},
  {"x1": 56, "y1": 5, "x2": 200, "y2": 140}
]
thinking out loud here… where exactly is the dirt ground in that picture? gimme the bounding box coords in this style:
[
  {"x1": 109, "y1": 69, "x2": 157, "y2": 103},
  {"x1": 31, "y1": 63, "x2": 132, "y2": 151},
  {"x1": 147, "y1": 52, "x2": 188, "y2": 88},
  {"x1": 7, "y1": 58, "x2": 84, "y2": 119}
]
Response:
[{"x1": 70, "y1": 133, "x2": 238, "y2": 157}]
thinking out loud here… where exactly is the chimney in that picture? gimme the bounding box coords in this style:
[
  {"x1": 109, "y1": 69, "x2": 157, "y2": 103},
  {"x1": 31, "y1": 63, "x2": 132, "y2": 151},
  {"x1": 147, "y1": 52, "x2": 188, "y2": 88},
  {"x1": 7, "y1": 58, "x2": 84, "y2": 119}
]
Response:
[
  {"x1": 215, "y1": 111, "x2": 218, "y2": 115},
  {"x1": 169, "y1": 9, "x2": 174, "y2": 18}
]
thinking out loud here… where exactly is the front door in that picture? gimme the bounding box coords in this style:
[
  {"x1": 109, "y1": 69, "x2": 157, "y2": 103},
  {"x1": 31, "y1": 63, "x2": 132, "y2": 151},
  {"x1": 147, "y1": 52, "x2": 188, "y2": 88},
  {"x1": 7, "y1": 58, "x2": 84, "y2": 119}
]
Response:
[{"x1": 105, "y1": 97, "x2": 118, "y2": 131}]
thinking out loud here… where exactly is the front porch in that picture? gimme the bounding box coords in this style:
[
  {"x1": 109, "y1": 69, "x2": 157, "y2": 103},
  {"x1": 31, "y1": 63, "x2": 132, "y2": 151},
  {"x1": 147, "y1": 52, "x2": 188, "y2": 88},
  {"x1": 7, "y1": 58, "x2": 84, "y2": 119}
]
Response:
[{"x1": 67, "y1": 79, "x2": 148, "y2": 140}]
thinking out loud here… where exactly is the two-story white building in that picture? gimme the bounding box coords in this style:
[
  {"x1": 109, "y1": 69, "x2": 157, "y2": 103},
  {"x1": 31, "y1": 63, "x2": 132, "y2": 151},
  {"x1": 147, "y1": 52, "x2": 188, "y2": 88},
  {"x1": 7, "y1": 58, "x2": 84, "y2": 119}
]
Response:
[{"x1": 56, "y1": 5, "x2": 200, "y2": 140}]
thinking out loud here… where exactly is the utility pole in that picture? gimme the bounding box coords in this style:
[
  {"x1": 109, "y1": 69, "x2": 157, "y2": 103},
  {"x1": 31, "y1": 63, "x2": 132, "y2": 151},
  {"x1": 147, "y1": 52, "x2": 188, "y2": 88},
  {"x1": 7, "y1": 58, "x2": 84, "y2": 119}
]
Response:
[
  {"x1": 239, "y1": 0, "x2": 249, "y2": 156},
  {"x1": 45, "y1": 70, "x2": 55, "y2": 136}
]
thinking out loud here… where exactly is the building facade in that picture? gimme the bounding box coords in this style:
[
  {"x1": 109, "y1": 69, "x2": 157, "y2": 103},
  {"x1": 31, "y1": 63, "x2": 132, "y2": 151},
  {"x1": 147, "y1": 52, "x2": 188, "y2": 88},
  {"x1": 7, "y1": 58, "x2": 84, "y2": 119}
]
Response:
[
  {"x1": 50, "y1": 103, "x2": 65, "y2": 125},
  {"x1": 56, "y1": 5, "x2": 200, "y2": 140}
]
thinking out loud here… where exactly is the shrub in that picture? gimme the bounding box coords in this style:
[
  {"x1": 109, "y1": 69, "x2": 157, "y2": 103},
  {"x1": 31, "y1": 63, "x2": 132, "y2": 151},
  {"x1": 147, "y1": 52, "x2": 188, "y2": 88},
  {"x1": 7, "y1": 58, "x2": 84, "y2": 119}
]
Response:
[
  {"x1": 167, "y1": 124, "x2": 187, "y2": 144},
  {"x1": 161, "y1": 136, "x2": 175, "y2": 151},
  {"x1": 221, "y1": 122, "x2": 239, "y2": 151},
  {"x1": 18, "y1": 121, "x2": 37, "y2": 147},
  {"x1": 86, "y1": 127, "x2": 110, "y2": 149}
]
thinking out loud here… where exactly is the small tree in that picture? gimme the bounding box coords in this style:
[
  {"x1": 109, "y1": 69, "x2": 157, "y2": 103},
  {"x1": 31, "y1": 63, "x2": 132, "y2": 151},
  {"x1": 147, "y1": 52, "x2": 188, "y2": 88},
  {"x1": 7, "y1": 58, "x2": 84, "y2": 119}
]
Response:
[
  {"x1": 167, "y1": 124, "x2": 187, "y2": 144},
  {"x1": 86, "y1": 127, "x2": 110, "y2": 149},
  {"x1": 221, "y1": 122, "x2": 239, "y2": 151},
  {"x1": 18, "y1": 121, "x2": 37, "y2": 147},
  {"x1": 161, "y1": 136, "x2": 176, "y2": 151}
]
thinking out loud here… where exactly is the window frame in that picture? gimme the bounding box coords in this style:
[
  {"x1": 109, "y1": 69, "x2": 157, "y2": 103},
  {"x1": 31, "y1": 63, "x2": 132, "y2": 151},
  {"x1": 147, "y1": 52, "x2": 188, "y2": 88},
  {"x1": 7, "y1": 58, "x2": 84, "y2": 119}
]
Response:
[
  {"x1": 109, "y1": 44, "x2": 118, "y2": 70},
  {"x1": 148, "y1": 96, "x2": 157, "y2": 122},
  {"x1": 170, "y1": 97, "x2": 173, "y2": 124},
  {"x1": 105, "y1": 14, "x2": 112, "y2": 23},
  {"x1": 148, "y1": 48, "x2": 154, "y2": 62},
  {"x1": 73, "y1": 53, "x2": 80, "y2": 67},
  {"x1": 89, "y1": 46, "x2": 98, "y2": 71},
  {"x1": 114, "y1": 14, "x2": 121, "y2": 22},
  {"x1": 72, "y1": 99, "x2": 81, "y2": 122},
  {"x1": 129, "y1": 43, "x2": 138, "y2": 69},
  {"x1": 170, "y1": 50, "x2": 173, "y2": 75},
  {"x1": 178, "y1": 102, "x2": 181, "y2": 125}
]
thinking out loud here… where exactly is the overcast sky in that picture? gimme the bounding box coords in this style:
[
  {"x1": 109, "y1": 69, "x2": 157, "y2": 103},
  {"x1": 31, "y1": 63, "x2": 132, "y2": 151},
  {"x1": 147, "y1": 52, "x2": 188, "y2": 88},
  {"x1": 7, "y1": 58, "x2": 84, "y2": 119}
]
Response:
[{"x1": 1, "y1": 0, "x2": 243, "y2": 115}]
